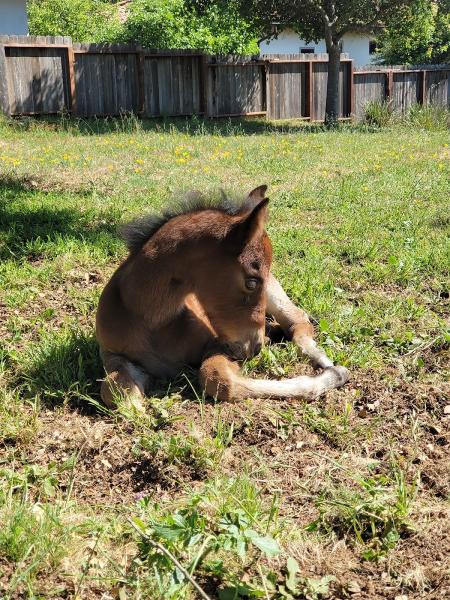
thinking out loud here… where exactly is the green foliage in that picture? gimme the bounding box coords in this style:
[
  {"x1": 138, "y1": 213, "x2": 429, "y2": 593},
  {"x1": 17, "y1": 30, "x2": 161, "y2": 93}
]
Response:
[
  {"x1": 364, "y1": 100, "x2": 395, "y2": 127},
  {"x1": 379, "y1": 0, "x2": 450, "y2": 64},
  {"x1": 407, "y1": 103, "x2": 450, "y2": 129},
  {"x1": 28, "y1": 0, "x2": 259, "y2": 54},
  {"x1": 307, "y1": 465, "x2": 418, "y2": 560},
  {"x1": 116, "y1": 0, "x2": 258, "y2": 53},
  {"x1": 131, "y1": 477, "x2": 281, "y2": 598},
  {"x1": 28, "y1": 0, "x2": 121, "y2": 41}
]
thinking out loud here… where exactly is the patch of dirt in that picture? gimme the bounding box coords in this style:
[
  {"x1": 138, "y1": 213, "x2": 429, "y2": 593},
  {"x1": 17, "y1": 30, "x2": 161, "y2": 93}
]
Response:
[
  {"x1": 2, "y1": 360, "x2": 449, "y2": 598},
  {"x1": 17, "y1": 410, "x2": 205, "y2": 505}
]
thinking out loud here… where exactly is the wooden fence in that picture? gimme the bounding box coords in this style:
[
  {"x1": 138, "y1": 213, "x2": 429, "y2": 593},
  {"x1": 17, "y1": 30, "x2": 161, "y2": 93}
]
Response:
[{"x1": 0, "y1": 36, "x2": 449, "y2": 121}]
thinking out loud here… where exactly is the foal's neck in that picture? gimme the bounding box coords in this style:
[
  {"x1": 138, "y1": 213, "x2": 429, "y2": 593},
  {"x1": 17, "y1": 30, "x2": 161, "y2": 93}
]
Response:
[{"x1": 120, "y1": 237, "x2": 217, "y2": 329}]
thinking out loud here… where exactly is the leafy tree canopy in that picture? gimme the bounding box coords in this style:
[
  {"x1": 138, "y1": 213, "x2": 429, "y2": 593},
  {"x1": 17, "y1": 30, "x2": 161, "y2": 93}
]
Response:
[
  {"x1": 378, "y1": 0, "x2": 450, "y2": 64},
  {"x1": 28, "y1": 0, "x2": 121, "y2": 42},
  {"x1": 28, "y1": 0, "x2": 259, "y2": 54}
]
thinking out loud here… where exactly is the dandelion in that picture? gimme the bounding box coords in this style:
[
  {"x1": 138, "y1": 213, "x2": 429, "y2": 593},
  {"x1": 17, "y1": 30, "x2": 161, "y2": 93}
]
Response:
[
  {"x1": 135, "y1": 159, "x2": 144, "y2": 164},
  {"x1": 176, "y1": 158, "x2": 187, "y2": 164},
  {"x1": 134, "y1": 167, "x2": 142, "y2": 173}
]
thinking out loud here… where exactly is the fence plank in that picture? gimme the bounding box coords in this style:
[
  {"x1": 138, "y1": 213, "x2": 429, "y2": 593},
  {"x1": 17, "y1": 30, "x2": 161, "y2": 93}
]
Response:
[
  {"x1": 266, "y1": 61, "x2": 306, "y2": 119},
  {"x1": 208, "y1": 58, "x2": 264, "y2": 117},
  {"x1": 354, "y1": 72, "x2": 386, "y2": 119},
  {"x1": 425, "y1": 69, "x2": 449, "y2": 107},
  {"x1": 0, "y1": 45, "x2": 10, "y2": 114},
  {"x1": 392, "y1": 71, "x2": 420, "y2": 113}
]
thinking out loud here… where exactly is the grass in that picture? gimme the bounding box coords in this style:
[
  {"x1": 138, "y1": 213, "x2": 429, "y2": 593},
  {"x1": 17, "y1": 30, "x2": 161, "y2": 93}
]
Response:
[{"x1": 0, "y1": 111, "x2": 449, "y2": 599}]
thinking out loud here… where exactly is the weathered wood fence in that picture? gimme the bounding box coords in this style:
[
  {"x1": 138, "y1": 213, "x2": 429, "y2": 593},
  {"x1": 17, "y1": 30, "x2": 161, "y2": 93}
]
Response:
[{"x1": 0, "y1": 35, "x2": 449, "y2": 121}]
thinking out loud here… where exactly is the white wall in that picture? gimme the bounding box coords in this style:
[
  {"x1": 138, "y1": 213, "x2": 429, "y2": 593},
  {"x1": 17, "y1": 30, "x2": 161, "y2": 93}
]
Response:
[
  {"x1": 0, "y1": 0, "x2": 28, "y2": 34},
  {"x1": 260, "y1": 28, "x2": 376, "y2": 67},
  {"x1": 340, "y1": 32, "x2": 374, "y2": 67}
]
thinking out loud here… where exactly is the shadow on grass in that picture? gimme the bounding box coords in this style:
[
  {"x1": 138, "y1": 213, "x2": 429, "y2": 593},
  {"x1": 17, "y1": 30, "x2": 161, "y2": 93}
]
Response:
[
  {"x1": 0, "y1": 174, "x2": 120, "y2": 262},
  {"x1": 17, "y1": 329, "x2": 104, "y2": 414},
  {"x1": 16, "y1": 327, "x2": 203, "y2": 414},
  {"x1": 4, "y1": 114, "x2": 339, "y2": 137}
]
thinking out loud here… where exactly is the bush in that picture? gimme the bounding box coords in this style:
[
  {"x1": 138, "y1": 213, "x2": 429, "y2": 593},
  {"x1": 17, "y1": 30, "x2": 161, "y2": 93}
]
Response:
[
  {"x1": 407, "y1": 104, "x2": 450, "y2": 130},
  {"x1": 364, "y1": 100, "x2": 395, "y2": 128},
  {"x1": 28, "y1": 0, "x2": 121, "y2": 41},
  {"x1": 28, "y1": 0, "x2": 259, "y2": 54}
]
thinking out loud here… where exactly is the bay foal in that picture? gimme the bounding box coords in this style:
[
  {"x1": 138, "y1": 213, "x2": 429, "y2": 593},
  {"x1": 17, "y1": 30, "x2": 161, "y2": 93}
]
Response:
[{"x1": 96, "y1": 186, "x2": 348, "y2": 408}]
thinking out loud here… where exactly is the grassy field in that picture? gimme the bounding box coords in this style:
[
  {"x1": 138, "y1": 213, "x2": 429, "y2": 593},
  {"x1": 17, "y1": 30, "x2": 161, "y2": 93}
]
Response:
[{"x1": 0, "y1": 113, "x2": 449, "y2": 599}]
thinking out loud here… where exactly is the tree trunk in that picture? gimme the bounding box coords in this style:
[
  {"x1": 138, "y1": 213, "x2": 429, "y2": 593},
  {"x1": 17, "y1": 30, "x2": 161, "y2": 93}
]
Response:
[{"x1": 325, "y1": 43, "x2": 341, "y2": 126}]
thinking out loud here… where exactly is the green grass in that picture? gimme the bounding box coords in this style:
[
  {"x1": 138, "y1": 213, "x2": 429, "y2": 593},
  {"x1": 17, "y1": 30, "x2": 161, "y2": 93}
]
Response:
[{"x1": 0, "y1": 112, "x2": 449, "y2": 599}]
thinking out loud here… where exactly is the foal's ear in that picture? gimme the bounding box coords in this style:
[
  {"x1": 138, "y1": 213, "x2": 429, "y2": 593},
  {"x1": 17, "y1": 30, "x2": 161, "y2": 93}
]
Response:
[
  {"x1": 226, "y1": 197, "x2": 269, "y2": 252},
  {"x1": 242, "y1": 184, "x2": 268, "y2": 211}
]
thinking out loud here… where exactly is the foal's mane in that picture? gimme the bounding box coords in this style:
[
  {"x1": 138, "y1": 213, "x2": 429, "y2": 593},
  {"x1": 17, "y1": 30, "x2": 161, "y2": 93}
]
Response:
[{"x1": 121, "y1": 191, "x2": 248, "y2": 253}]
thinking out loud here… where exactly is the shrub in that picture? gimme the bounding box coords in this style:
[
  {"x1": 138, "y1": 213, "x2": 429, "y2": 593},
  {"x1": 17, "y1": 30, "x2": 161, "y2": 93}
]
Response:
[
  {"x1": 407, "y1": 104, "x2": 450, "y2": 130},
  {"x1": 364, "y1": 100, "x2": 395, "y2": 128}
]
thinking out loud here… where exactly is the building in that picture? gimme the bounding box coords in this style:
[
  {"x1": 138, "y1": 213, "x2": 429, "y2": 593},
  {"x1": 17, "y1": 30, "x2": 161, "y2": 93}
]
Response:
[
  {"x1": 0, "y1": 0, "x2": 28, "y2": 34},
  {"x1": 260, "y1": 27, "x2": 378, "y2": 67}
]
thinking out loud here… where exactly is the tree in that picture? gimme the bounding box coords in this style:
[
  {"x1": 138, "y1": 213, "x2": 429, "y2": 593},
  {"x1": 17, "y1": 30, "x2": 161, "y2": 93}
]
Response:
[
  {"x1": 28, "y1": 0, "x2": 259, "y2": 55},
  {"x1": 117, "y1": 0, "x2": 259, "y2": 53},
  {"x1": 192, "y1": 0, "x2": 415, "y2": 125},
  {"x1": 28, "y1": 0, "x2": 121, "y2": 42},
  {"x1": 379, "y1": 0, "x2": 450, "y2": 64}
]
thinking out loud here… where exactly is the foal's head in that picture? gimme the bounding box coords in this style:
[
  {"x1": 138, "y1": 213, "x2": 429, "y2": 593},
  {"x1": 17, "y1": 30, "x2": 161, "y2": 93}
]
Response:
[{"x1": 195, "y1": 186, "x2": 272, "y2": 359}]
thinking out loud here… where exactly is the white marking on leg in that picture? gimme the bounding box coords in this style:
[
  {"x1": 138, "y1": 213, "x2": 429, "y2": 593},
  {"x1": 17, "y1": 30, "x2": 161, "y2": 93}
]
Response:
[
  {"x1": 235, "y1": 365, "x2": 349, "y2": 400},
  {"x1": 127, "y1": 361, "x2": 150, "y2": 395},
  {"x1": 296, "y1": 337, "x2": 334, "y2": 369}
]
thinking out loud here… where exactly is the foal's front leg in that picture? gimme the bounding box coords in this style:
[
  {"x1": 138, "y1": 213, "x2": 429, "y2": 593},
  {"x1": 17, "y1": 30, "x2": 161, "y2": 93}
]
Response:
[
  {"x1": 100, "y1": 350, "x2": 149, "y2": 411},
  {"x1": 266, "y1": 273, "x2": 343, "y2": 371},
  {"x1": 199, "y1": 354, "x2": 348, "y2": 402}
]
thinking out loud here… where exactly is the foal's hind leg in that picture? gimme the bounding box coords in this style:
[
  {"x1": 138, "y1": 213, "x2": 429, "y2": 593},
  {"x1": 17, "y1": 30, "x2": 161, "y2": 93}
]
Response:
[
  {"x1": 199, "y1": 354, "x2": 348, "y2": 402},
  {"x1": 100, "y1": 350, "x2": 149, "y2": 411},
  {"x1": 266, "y1": 273, "x2": 340, "y2": 371}
]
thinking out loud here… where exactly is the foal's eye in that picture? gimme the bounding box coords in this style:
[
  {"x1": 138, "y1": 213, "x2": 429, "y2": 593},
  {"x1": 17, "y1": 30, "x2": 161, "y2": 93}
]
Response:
[{"x1": 245, "y1": 278, "x2": 259, "y2": 291}]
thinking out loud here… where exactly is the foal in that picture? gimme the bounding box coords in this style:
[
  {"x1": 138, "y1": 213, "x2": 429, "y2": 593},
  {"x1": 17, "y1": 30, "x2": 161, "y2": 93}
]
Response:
[{"x1": 96, "y1": 186, "x2": 348, "y2": 408}]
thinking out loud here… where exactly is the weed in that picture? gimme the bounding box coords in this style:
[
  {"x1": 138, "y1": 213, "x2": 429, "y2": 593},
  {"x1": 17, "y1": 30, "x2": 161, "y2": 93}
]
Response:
[
  {"x1": 407, "y1": 104, "x2": 450, "y2": 131},
  {"x1": 364, "y1": 100, "x2": 395, "y2": 127},
  {"x1": 130, "y1": 476, "x2": 282, "y2": 599},
  {"x1": 307, "y1": 464, "x2": 418, "y2": 560}
]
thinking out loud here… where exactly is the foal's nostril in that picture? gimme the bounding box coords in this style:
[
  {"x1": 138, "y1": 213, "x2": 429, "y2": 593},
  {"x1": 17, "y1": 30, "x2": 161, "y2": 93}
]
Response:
[{"x1": 254, "y1": 342, "x2": 262, "y2": 355}]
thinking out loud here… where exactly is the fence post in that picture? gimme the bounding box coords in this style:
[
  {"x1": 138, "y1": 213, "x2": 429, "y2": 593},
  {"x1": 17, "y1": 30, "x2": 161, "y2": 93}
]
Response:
[
  {"x1": 347, "y1": 60, "x2": 354, "y2": 120},
  {"x1": 262, "y1": 59, "x2": 272, "y2": 121},
  {"x1": 308, "y1": 59, "x2": 314, "y2": 121},
  {"x1": 136, "y1": 47, "x2": 146, "y2": 115},
  {"x1": 200, "y1": 53, "x2": 209, "y2": 116},
  {"x1": 420, "y1": 70, "x2": 427, "y2": 105},
  {"x1": 386, "y1": 70, "x2": 393, "y2": 103},
  {"x1": 306, "y1": 59, "x2": 313, "y2": 121},
  {"x1": 0, "y1": 42, "x2": 10, "y2": 116},
  {"x1": 67, "y1": 45, "x2": 77, "y2": 115}
]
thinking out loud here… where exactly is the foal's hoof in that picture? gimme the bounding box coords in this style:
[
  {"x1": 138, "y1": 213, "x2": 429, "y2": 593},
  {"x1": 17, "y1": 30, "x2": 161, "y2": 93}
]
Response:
[
  {"x1": 326, "y1": 365, "x2": 350, "y2": 387},
  {"x1": 101, "y1": 379, "x2": 146, "y2": 413}
]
